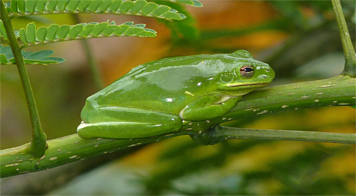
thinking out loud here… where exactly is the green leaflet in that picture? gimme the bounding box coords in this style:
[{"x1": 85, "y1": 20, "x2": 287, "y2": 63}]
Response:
[
  {"x1": 19, "y1": 28, "x2": 27, "y2": 44},
  {"x1": 119, "y1": 1, "x2": 134, "y2": 13},
  {"x1": 36, "y1": 26, "x2": 47, "y2": 42},
  {"x1": 77, "y1": 1, "x2": 91, "y2": 12},
  {"x1": 6, "y1": 0, "x2": 198, "y2": 21},
  {"x1": 80, "y1": 24, "x2": 95, "y2": 37},
  {"x1": 97, "y1": 0, "x2": 112, "y2": 12},
  {"x1": 92, "y1": 22, "x2": 109, "y2": 36},
  {"x1": 68, "y1": 25, "x2": 83, "y2": 38},
  {"x1": 46, "y1": 0, "x2": 57, "y2": 12},
  {"x1": 67, "y1": 0, "x2": 81, "y2": 12},
  {"x1": 0, "y1": 54, "x2": 8, "y2": 64},
  {"x1": 35, "y1": 0, "x2": 47, "y2": 12},
  {"x1": 130, "y1": 0, "x2": 146, "y2": 14},
  {"x1": 26, "y1": 22, "x2": 36, "y2": 43},
  {"x1": 141, "y1": 2, "x2": 157, "y2": 15},
  {"x1": 18, "y1": 21, "x2": 156, "y2": 47},
  {"x1": 56, "y1": 25, "x2": 70, "y2": 39},
  {"x1": 25, "y1": 0, "x2": 36, "y2": 13},
  {"x1": 46, "y1": 24, "x2": 59, "y2": 41},
  {"x1": 0, "y1": 20, "x2": 8, "y2": 40},
  {"x1": 17, "y1": 0, "x2": 25, "y2": 13},
  {"x1": 170, "y1": 0, "x2": 203, "y2": 7},
  {"x1": 108, "y1": 0, "x2": 122, "y2": 12},
  {"x1": 151, "y1": 5, "x2": 171, "y2": 16},
  {"x1": 0, "y1": 45, "x2": 65, "y2": 65}
]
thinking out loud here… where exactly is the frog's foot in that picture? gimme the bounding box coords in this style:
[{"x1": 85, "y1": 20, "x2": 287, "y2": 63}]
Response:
[
  {"x1": 180, "y1": 95, "x2": 241, "y2": 121},
  {"x1": 78, "y1": 106, "x2": 182, "y2": 139},
  {"x1": 189, "y1": 125, "x2": 226, "y2": 145}
]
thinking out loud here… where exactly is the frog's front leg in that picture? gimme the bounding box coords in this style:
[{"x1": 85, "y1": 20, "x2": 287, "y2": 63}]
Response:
[
  {"x1": 180, "y1": 94, "x2": 241, "y2": 121},
  {"x1": 78, "y1": 106, "x2": 182, "y2": 139}
]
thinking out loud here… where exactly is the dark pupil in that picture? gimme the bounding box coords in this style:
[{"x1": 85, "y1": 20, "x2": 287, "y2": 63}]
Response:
[{"x1": 243, "y1": 67, "x2": 253, "y2": 72}]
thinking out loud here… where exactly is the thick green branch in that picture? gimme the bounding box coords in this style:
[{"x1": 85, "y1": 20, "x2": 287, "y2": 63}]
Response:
[
  {"x1": 331, "y1": 0, "x2": 356, "y2": 77},
  {"x1": 0, "y1": 0, "x2": 46, "y2": 157},
  {"x1": 1, "y1": 75, "x2": 355, "y2": 178},
  {"x1": 0, "y1": 132, "x2": 188, "y2": 178}
]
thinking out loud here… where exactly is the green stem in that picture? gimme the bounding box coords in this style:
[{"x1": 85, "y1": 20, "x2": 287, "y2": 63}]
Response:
[
  {"x1": 72, "y1": 14, "x2": 105, "y2": 90},
  {"x1": 331, "y1": 0, "x2": 356, "y2": 77},
  {"x1": 83, "y1": 39, "x2": 105, "y2": 90},
  {"x1": 0, "y1": 0, "x2": 46, "y2": 157},
  {"x1": 216, "y1": 127, "x2": 356, "y2": 144}
]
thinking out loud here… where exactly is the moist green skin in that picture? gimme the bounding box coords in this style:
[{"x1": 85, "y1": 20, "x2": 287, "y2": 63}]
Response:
[{"x1": 77, "y1": 50, "x2": 275, "y2": 139}]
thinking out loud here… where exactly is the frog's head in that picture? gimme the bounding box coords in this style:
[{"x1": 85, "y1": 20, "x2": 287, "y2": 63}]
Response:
[{"x1": 216, "y1": 50, "x2": 275, "y2": 96}]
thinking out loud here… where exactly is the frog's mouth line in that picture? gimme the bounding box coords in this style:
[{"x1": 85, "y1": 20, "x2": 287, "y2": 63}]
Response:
[{"x1": 226, "y1": 82, "x2": 271, "y2": 88}]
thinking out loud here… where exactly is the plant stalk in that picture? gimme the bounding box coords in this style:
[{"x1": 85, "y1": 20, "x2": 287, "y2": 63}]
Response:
[
  {"x1": 331, "y1": 0, "x2": 356, "y2": 77},
  {"x1": 217, "y1": 127, "x2": 356, "y2": 144},
  {"x1": 72, "y1": 14, "x2": 105, "y2": 90},
  {"x1": 0, "y1": 0, "x2": 46, "y2": 157}
]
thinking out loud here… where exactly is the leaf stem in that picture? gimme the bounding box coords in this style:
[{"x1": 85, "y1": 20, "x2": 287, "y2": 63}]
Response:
[
  {"x1": 72, "y1": 14, "x2": 105, "y2": 90},
  {"x1": 0, "y1": 0, "x2": 46, "y2": 157},
  {"x1": 331, "y1": 0, "x2": 356, "y2": 77}
]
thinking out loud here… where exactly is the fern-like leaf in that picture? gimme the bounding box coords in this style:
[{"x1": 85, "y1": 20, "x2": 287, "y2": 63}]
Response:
[
  {"x1": 0, "y1": 45, "x2": 65, "y2": 65},
  {"x1": 17, "y1": 21, "x2": 156, "y2": 47},
  {"x1": 7, "y1": 0, "x2": 189, "y2": 21}
]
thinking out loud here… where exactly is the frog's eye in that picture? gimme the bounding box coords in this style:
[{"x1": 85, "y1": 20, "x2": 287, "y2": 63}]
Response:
[
  {"x1": 240, "y1": 65, "x2": 255, "y2": 79},
  {"x1": 220, "y1": 71, "x2": 235, "y2": 83}
]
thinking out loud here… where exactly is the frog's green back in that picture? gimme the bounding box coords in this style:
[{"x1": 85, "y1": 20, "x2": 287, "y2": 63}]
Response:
[{"x1": 83, "y1": 51, "x2": 272, "y2": 116}]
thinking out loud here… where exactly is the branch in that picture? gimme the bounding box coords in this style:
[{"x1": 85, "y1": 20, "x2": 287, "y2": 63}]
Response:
[
  {"x1": 1, "y1": 75, "x2": 355, "y2": 178},
  {"x1": 0, "y1": 131, "x2": 188, "y2": 178}
]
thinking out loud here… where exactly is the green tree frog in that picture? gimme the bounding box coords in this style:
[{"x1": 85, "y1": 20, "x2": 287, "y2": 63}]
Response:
[{"x1": 77, "y1": 50, "x2": 275, "y2": 139}]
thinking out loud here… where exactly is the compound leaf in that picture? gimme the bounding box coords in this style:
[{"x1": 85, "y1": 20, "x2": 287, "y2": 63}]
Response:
[
  {"x1": 7, "y1": 0, "x2": 191, "y2": 21},
  {"x1": 0, "y1": 45, "x2": 65, "y2": 65},
  {"x1": 17, "y1": 21, "x2": 157, "y2": 47}
]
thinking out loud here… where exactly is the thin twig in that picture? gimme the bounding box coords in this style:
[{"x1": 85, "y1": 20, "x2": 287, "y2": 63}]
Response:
[
  {"x1": 72, "y1": 14, "x2": 105, "y2": 90},
  {"x1": 331, "y1": 0, "x2": 356, "y2": 77},
  {"x1": 216, "y1": 127, "x2": 356, "y2": 144}
]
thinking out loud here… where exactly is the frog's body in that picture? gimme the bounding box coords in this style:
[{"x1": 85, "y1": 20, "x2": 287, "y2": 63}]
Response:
[{"x1": 78, "y1": 50, "x2": 275, "y2": 139}]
